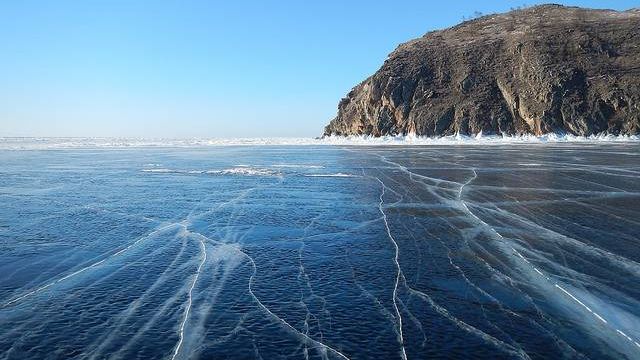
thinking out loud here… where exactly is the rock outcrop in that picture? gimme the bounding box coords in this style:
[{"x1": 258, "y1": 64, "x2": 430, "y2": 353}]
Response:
[{"x1": 324, "y1": 5, "x2": 640, "y2": 137}]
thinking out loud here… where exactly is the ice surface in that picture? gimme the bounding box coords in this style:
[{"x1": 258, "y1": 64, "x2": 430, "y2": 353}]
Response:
[
  {"x1": 304, "y1": 173, "x2": 357, "y2": 177},
  {"x1": 1, "y1": 143, "x2": 639, "y2": 359},
  {"x1": 141, "y1": 167, "x2": 281, "y2": 177},
  {"x1": 1, "y1": 134, "x2": 640, "y2": 149}
]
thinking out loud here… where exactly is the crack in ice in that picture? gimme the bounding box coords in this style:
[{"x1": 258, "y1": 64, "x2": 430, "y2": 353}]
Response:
[
  {"x1": 457, "y1": 167, "x2": 640, "y2": 354},
  {"x1": 171, "y1": 235, "x2": 207, "y2": 360},
  {"x1": 242, "y1": 249, "x2": 350, "y2": 360},
  {"x1": 376, "y1": 177, "x2": 408, "y2": 360},
  {"x1": 1, "y1": 222, "x2": 180, "y2": 308}
]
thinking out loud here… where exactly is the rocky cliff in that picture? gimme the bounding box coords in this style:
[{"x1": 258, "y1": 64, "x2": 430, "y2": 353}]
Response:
[{"x1": 324, "y1": 5, "x2": 640, "y2": 137}]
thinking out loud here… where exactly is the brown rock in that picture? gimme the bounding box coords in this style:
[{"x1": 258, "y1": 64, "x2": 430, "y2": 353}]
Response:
[{"x1": 324, "y1": 4, "x2": 640, "y2": 137}]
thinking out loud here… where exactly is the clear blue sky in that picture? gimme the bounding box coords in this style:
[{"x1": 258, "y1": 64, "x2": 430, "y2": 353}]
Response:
[{"x1": 1, "y1": 1, "x2": 637, "y2": 138}]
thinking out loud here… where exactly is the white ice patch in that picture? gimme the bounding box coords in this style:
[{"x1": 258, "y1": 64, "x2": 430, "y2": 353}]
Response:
[
  {"x1": 304, "y1": 173, "x2": 357, "y2": 177},
  {"x1": 141, "y1": 168, "x2": 176, "y2": 173},
  {"x1": 142, "y1": 167, "x2": 280, "y2": 177},
  {"x1": 2, "y1": 133, "x2": 639, "y2": 149},
  {"x1": 320, "y1": 133, "x2": 640, "y2": 146},
  {"x1": 270, "y1": 164, "x2": 324, "y2": 169},
  {"x1": 208, "y1": 167, "x2": 280, "y2": 177}
]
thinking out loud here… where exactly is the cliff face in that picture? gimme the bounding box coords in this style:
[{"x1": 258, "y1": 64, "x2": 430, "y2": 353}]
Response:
[{"x1": 324, "y1": 5, "x2": 640, "y2": 137}]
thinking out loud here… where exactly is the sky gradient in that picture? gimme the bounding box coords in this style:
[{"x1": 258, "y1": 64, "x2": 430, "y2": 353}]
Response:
[{"x1": 1, "y1": 0, "x2": 637, "y2": 138}]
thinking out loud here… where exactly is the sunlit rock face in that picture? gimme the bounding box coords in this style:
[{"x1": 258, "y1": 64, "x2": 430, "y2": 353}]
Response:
[{"x1": 325, "y1": 5, "x2": 640, "y2": 137}]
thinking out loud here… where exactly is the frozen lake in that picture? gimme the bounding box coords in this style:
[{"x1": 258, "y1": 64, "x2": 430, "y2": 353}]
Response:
[{"x1": 1, "y1": 144, "x2": 639, "y2": 359}]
